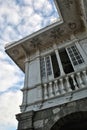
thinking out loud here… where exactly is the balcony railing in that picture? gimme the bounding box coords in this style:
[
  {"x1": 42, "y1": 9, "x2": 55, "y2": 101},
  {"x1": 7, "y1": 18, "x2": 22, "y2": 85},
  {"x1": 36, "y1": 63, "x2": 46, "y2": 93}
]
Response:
[{"x1": 43, "y1": 68, "x2": 87, "y2": 100}]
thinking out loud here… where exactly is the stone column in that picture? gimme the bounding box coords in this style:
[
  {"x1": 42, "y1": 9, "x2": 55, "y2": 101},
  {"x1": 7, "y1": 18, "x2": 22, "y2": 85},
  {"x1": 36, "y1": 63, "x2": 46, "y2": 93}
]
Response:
[
  {"x1": 24, "y1": 57, "x2": 29, "y2": 89},
  {"x1": 16, "y1": 111, "x2": 34, "y2": 130},
  {"x1": 21, "y1": 57, "x2": 29, "y2": 111},
  {"x1": 53, "y1": 44, "x2": 65, "y2": 76}
]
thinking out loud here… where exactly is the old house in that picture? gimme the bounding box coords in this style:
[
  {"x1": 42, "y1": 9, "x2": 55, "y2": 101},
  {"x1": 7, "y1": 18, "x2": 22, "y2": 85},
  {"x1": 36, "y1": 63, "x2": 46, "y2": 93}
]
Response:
[{"x1": 5, "y1": 0, "x2": 87, "y2": 130}]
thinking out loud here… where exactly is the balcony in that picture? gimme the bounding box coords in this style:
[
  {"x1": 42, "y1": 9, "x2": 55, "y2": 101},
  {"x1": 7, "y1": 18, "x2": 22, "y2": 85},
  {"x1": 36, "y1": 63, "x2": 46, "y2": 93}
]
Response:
[
  {"x1": 42, "y1": 67, "x2": 87, "y2": 101},
  {"x1": 20, "y1": 67, "x2": 87, "y2": 112}
]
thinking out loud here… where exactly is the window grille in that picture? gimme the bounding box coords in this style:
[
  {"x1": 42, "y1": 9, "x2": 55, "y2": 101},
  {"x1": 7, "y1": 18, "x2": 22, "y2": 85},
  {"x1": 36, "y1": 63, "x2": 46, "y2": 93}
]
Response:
[{"x1": 67, "y1": 45, "x2": 84, "y2": 66}]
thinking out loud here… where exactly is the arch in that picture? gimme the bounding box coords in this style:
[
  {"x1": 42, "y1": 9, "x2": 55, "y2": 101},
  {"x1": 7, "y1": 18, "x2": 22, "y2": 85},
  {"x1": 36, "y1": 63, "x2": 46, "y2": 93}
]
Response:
[
  {"x1": 42, "y1": 99, "x2": 87, "y2": 130},
  {"x1": 51, "y1": 111, "x2": 87, "y2": 130}
]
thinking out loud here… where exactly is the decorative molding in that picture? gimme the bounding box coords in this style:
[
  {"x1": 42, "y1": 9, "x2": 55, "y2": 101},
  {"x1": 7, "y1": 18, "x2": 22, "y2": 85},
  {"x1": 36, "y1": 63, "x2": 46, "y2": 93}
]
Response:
[
  {"x1": 63, "y1": 0, "x2": 73, "y2": 9},
  {"x1": 68, "y1": 22, "x2": 77, "y2": 30},
  {"x1": 50, "y1": 27, "x2": 65, "y2": 39},
  {"x1": 12, "y1": 49, "x2": 19, "y2": 56},
  {"x1": 30, "y1": 37, "x2": 41, "y2": 48}
]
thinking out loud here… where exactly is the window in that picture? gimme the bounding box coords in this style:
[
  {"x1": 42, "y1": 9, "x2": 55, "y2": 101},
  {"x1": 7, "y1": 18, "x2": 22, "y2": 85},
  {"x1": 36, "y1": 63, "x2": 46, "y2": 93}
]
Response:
[
  {"x1": 59, "y1": 48, "x2": 74, "y2": 74},
  {"x1": 40, "y1": 56, "x2": 52, "y2": 81},
  {"x1": 51, "y1": 53, "x2": 60, "y2": 78},
  {"x1": 40, "y1": 57, "x2": 46, "y2": 78},
  {"x1": 46, "y1": 56, "x2": 52, "y2": 76},
  {"x1": 40, "y1": 53, "x2": 60, "y2": 81},
  {"x1": 40, "y1": 44, "x2": 85, "y2": 82},
  {"x1": 66, "y1": 45, "x2": 84, "y2": 66},
  {"x1": 59, "y1": 44, "x2": 85, "y2": 74}
]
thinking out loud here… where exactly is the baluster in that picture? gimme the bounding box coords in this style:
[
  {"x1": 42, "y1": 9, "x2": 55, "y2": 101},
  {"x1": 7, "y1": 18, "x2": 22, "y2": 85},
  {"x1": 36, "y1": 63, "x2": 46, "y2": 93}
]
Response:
[
  {"x1": 49, "y1": 82, "x2": 54, "y2": 98},
  {"x1": 82, "y1": 70, "x2": 87, "y2": 85},
  {"x1": 76, "y1": 72, "x2": 85, "y2": 88},
  {"x1": 59, "y1": 78, "x2": 65, "y2": 94},
  {"x1": 54, "y1": 80, "x2": 60, "y2": 96},
  {"x1": 44, "y1": 83, "x2": 48, "y2": 99},
  {"x1": 70, "y1": 74, "x2": 78, "y2": 90},
  {"x1": 65, "y1": 76, "x2": 72, "y2": 92}
]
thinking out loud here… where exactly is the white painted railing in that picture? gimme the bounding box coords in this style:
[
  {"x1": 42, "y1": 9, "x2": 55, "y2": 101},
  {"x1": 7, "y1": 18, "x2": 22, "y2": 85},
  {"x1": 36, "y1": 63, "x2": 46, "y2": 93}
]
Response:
[{"x1": 43, "y1": 68, "x2": 87, "y2": 100}]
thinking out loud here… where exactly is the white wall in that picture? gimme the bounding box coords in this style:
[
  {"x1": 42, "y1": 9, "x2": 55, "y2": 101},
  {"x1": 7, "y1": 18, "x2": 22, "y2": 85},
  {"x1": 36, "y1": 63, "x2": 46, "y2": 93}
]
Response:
[{"x1": 28, "y1": 57, "x2": 41, "y2": 87}]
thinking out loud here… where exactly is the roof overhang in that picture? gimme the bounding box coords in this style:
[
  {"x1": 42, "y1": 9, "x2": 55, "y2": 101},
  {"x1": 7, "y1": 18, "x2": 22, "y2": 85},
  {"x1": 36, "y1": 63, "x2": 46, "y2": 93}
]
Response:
[{"x1": 5, "y1": 0, "x2": 87, "y2": 72}]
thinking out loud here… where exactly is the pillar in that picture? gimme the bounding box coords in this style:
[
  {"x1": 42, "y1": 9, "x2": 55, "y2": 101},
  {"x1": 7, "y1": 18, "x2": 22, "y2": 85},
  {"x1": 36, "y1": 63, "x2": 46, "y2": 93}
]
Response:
[{"x1": 53, "y1": 44, "x2": 65, "y2": 76}]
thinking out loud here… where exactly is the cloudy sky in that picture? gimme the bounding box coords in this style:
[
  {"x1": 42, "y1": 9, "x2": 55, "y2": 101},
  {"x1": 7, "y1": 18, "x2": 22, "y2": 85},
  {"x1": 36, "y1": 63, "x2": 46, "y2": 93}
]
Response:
[{"x1": 0, "y1": 0, "x2": 59, "y2": 130}]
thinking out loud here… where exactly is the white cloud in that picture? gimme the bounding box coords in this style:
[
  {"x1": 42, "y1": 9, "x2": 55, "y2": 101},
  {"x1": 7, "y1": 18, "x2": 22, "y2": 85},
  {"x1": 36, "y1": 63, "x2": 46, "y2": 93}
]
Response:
[
  {"x1": 1, "y1": 25, "x2": 22, "y2": 42},
  {"x1": 33, "y1": 0, "x2": 53, "y2": 17},
  {"x1": 33, "y1": 0, "x2": 45, "y2": 10},
  {"x1": 0, "y1": 0, "x2": 59, "y2": 41},
  {"x1": 0, "y1": 91, "x2": 22, "y2": 130},
  {"x1": 17, "y1": 13, "x2": 43, "y2": 36},
  {"x1": 23, "y1": 0, "x2": 33, "y2": 5},
  {"x1": 0, "y1": 0, "x2": 20, "y2": 25},
  {"x1": 20, "y1": 6, "x2": 34, "y2": 18},
  {"x1": 0, "y1": 59, "x2": 24, "y2": 92}
]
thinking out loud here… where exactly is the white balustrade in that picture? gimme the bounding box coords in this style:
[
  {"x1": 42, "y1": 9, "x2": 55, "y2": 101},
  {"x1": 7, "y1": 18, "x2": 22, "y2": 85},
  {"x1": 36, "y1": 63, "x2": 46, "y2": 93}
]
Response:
[
  {"x1": 82, "y1": 70, "x2": 87, "y2": 85},
  {"x1": 54, "y1": 80, "x2": 60, "y2": 96},
  {"x1": 44, "y1": 83, "x2": 48, "y2": 99},
  {"x1": 65, "y1": 76, "x2": 72, "y2": 92},
  {"x1": 49, "y1": 82, "x2": 54, "y2": 98},
  {"x1": 76, "y1": 72, "x2": 85, "y2": 88},
  {"x1": 59, "y1": 78, "x2": 66, "y2": 94},
  {"x1": 70, "y1": 74, "x2": 78, "y2": 90},
  {"x1": 43, "y1": 68, "x2": 87, "y2": 100}
]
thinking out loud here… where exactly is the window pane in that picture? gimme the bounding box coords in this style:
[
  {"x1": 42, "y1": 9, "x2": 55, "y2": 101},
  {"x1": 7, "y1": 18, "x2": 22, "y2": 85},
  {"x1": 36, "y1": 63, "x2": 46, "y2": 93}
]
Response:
[
  {"x1": 46, "y1": 56, "x2": 52, "y2": 76},
  {"x1": 67, "y1": 45, "x2": 84, "y2": 66},
  {"x1": 40, "y1": 57, "x2": 46, "y2": 78},
  {"x1": 73, "y1": 61, "x2": 78, "y2": 65},
  {"x1": 40, "y1": 55, "x2": 52, "y2": 80}
]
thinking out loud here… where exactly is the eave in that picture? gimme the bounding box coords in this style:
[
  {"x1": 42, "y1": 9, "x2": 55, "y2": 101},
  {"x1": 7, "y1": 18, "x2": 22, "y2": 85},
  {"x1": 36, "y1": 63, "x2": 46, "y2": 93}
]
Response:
[{"x1": 5, "y1": 0, "x2": 87, "y2": 72}]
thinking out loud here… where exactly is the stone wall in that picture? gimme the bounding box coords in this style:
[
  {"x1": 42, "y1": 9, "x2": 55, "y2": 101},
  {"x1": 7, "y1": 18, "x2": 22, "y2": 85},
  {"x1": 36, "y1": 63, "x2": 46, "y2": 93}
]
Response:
[{"x1": 16, "y1": 97, "x2": 87, "y2": 130}]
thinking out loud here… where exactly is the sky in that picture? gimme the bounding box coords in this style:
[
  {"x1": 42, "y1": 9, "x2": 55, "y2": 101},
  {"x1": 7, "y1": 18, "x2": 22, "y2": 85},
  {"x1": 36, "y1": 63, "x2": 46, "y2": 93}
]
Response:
[{"x1": 0, "y1": 0, "x2": 59, "y2": 130}]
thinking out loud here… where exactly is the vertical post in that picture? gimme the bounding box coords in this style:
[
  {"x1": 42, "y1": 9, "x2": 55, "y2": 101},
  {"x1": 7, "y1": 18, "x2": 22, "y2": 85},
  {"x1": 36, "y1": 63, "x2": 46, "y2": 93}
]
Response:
[
  {"x1": 59, "y1": 78, "x2": 65, "y2": 94},
  {"x1": 82, "y1": 70, "x2": 87, "y2": 85},
  {"x1": 22, "y1": 57, "x2": 29, "y2": 108},
  {"x1": 24, "y1": 57, "x2": 29, "y2": 89},
  {"x1": 70, "y1": 74, "x2": 78, "y2": 90},
  {"x1": 49, "y1": 82, "x2": 54, "y2": 97},
  {"x1": 54, "y1": 80, "x2": 60, "y2": 96},
  {"x1": 76, "y1": 72, "x2": 85, "y2": 88},
  {"x1": 36, "y1": 49, "x2": 43, "y2": 102},
  {"x1": 53, "y1": 44, "x2": 65, "y2": 76},
  {"x1": 44, "y1": 83, "x2": 48, "y2": 99},
  {"x1": 65, "y1": 76, "x2": 72, "y2": 92}
]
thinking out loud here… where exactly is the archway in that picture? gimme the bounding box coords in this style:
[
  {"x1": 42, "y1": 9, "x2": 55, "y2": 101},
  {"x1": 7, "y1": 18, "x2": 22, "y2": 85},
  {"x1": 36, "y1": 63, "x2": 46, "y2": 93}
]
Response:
[{"x1": 51, "y1": 112, "x2": 87, "y2": 130}]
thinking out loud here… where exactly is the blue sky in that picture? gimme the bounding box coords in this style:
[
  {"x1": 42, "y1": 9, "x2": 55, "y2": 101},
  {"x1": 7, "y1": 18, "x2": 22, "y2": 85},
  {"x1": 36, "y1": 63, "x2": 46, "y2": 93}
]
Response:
[{"x1": 0, "y1": 0, "x2": 59, "y2": 130}]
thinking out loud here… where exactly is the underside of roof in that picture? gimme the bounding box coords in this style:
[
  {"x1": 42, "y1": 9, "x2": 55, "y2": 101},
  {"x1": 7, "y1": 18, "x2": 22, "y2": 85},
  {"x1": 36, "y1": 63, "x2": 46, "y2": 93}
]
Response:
[{"x1": 5, "y1": 0, "x2": 87, "y2": 72}]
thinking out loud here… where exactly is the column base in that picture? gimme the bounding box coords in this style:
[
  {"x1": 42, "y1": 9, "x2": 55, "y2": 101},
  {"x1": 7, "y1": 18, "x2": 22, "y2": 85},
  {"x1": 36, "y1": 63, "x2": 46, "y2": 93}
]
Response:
[{"x1": 16, "y1": 111, "x2": 34, "y2": 130}]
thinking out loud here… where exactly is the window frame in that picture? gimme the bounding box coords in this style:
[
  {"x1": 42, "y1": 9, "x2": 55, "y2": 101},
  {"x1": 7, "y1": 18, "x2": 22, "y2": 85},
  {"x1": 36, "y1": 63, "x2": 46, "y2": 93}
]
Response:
[
  {"x1": 66, "y1": 44, "x2": 85, "y2": 70},
  {"x1": 40, "y1": 55, "x2": 54, "y2": 82}
]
